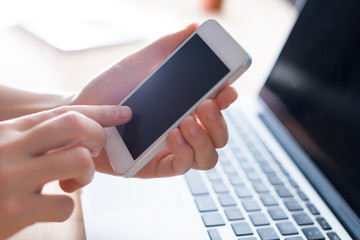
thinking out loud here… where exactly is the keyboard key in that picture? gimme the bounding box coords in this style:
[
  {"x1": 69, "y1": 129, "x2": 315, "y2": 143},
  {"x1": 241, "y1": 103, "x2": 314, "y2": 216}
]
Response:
[
  {"x1": 327, "y1": 232, "x2": 341, "y2": 240},
  {"x1": 276, "y1": 186, "x2": 293, "y2": 198},
  {"x1": 284, "y1": 199, "x2": 303, "y2": 211},
  {"x1": 293, "y1": 212, "x2": 313, "y2": 226},
  {"x1": 285, "y1": 237, "x2": 303, "y2": 240},
  {"x1": 252, "y1": 152, "x2": 267, "y2": 162},
  {"x1": 246, "y1": 171, "x2": 261, "y2": 181},
  {"x1": 276, "y1": 221, "x2": 298, "y2": 235},
  {"x1": 206, "y1": 170, "x2": 222, "y2": 182},
  {"x1": 252, "y1": 182, "x2": 270, "y2": 193},
  {"x1": 231, "y1": 222, "x2": 253, "y2": 236},
  {"x1": 224, "y1": 207, "x2": 244, "y2": 221},
  {"x1": 244, "y1": 167, "x2": 256, "y2": 173},
  {"x1": 212, "y1": 182, "x2": 229, "y2": 194},
  {"x1": 268, "y1": 207, "x2": 288, "y2": 220},
  {"x1": 185, "y1": 170, "x2": 209, "y2": 195},
  {"x1": 306, "y1": 203, "x2": 320, "y2": 215},
  {"x1": 218, "y1": 158, "x2": 230, "y2": 165},
  {"x1": 302, "y1": 227, "x2": 325, "y2": 240},
  {"x1": 268, "y1": 175, "x2": 284, "y2": 185},
  {"x1": 240, "y1": 237, "x2": 257, "y2": 240},
  {"x1": 223, "y1": 164, "x2": 238, "y2": 175},
  {"x1": 228, "y1": 175, "x2": 244, "y2": 186},
  {"x1": 218, "y1": 195, "x2": 236, "y2": 207},
  {"x1": 242, "y1": 199, "x2": 261, "y2": 212},
  {"x1": 297, "y1": 190, "x2": 309, "y2": 201},
  {"x1": 239, "y1": 161, "x2": 253, "y2": 170},
  {"x1": 234, "y1": 152, "x2": 247, "y2": 162},
  {"x1": 195, "y1": 197, "x2": 217, "y2": 212},
  {"x1": 217, "y1": 149, "x2": 228, "y2": 159},
  {"x1": 235, "y1": 186, "x2": 252, "y2": 198},
  {"x1": 202, "y1": 213, "x2": 225, "y2": 227},
  {"x1": 316, "y1": 217, "x2": 331, "y2": 230},
  {"x1": 260, "y1": 195, "x2": 278, "y2": 206},
  {"x1": 249, "y1": 212, "x2": 270, "y2": 226},
  {"x1": 257, "y1": 227, "x2": 279, "y2": 240},
  {"x1": 247, "y1": 142, "x2": 258, "y2": 151},
  {"x1": 279, "y1": 165, "x2": 290, "y2": 176},
  {"x1": 288, "y1": 177, "x2": 299, "y2": 188},
  {"x1": 260, "y1": 164, "x2": 275, "y2": 174},
  {"x1": 237, "y1": 156, "x2": 248, "y2": 163},
  {"x1": 208, "y1": 228, "x2": 222, "y2": 240},
  {"x1": 239, "y1": 133, "x2": 251, "y2": 142},
  {"x1": 220, "y1": 161, "x2": 231, "y2": 167}
]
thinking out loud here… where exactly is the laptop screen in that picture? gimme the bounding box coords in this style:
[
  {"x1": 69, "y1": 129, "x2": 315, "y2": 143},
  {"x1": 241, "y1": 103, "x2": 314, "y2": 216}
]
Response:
[{"x1": 260, "y1": 0, "x2": 360, "y2": 219}]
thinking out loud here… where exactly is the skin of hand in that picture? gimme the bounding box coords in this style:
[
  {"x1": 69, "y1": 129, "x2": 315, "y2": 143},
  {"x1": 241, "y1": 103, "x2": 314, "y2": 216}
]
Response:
[
  {"x1": 72, "y1": 23, "x2": 238, "y2": 177},
  {"x1": 0, "y1": 105, "x2": 131, "y2": 239}
]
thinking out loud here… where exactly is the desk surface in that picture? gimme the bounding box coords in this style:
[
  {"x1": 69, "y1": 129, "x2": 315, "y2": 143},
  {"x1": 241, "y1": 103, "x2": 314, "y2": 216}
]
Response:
[{"x1": 3, "y1": 0, "x2": 297, "y2": 239}]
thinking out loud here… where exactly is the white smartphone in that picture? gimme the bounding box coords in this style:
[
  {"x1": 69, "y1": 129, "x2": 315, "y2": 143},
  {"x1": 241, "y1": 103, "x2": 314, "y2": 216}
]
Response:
[{"x1": 104, "y1": 19, "x2": 251, "y2": 177}]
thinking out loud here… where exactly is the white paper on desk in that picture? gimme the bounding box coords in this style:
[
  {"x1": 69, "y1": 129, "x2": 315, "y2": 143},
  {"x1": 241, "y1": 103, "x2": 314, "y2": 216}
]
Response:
[
  {"x1": 17, "y1": 1, "x2": 145, "y2": 51},
  {"x1": 19, "y1": 18, "x2": 144, "y2": 52}
]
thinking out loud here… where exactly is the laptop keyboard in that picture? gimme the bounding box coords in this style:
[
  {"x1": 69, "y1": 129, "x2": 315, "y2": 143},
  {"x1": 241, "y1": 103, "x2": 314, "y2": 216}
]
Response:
[{"x1": 185, "y1": 110, "x2": 341, "y2": 240}]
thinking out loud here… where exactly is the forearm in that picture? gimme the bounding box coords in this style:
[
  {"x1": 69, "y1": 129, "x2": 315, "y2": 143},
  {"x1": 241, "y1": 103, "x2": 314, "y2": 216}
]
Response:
[{"x1": 0, "y1": 84, "x2": 75, "y2": 121}]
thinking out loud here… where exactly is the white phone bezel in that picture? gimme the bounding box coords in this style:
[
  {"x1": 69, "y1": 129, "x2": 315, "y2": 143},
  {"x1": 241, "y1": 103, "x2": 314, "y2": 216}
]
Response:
[{"x1": 104, "y1": 19, "x2": 251, "y2": 177}]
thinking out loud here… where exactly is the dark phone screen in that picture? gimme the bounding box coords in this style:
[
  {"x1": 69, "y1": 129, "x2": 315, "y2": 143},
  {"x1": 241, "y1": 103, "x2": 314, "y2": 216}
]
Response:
[{"x1": 116, "y1": 34, "x2": 230, "y2": 159}]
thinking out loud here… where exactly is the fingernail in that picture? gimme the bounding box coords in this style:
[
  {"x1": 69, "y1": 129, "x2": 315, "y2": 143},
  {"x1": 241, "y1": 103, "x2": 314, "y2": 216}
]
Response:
[{"x1": 113, "y1": 106, "x2": 131, "y2": 119}]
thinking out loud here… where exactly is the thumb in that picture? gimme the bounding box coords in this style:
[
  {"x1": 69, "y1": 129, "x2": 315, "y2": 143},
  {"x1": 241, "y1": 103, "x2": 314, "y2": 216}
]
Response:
[
  {"x1": 74, "y1": 24, "x2": 199, "y2": 106},
  {"x1": 131, "y1": 23, "x2": 199, "y2": 72}
]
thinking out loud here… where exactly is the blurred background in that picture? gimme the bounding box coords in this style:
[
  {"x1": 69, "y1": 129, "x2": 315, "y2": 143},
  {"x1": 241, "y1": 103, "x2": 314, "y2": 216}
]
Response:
[
  {"x1": 0, "y1": 0, "x2": 299, "y2": 97},
  {"x1": 1, "y1": 0, "x2": 301, "y2": 239}
]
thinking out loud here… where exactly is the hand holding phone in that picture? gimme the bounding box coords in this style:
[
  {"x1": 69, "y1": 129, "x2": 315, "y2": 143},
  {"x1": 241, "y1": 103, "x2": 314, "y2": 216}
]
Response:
[{"x1": 104, "y1": 20, "x2": 251, "y2": 177}]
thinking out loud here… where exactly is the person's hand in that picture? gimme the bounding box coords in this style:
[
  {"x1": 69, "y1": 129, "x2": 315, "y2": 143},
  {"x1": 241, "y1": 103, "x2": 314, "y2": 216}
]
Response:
[
  {"x1": 0, "y1": 105, "x2": 131, "y2": 239},
  {"x1": 72, "y1": 24, "x2": 238, "y2": 178}
]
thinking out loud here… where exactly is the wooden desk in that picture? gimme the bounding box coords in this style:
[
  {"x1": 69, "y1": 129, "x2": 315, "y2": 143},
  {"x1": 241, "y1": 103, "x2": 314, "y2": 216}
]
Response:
[{"x1": 2, "y1": 0, "x2": 297, "y2": 239}]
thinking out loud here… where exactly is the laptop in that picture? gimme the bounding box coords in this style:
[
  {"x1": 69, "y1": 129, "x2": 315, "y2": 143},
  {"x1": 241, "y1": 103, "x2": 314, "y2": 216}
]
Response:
[{"x1": 80, "y1": 0, "x2": 360, "y2": 239}]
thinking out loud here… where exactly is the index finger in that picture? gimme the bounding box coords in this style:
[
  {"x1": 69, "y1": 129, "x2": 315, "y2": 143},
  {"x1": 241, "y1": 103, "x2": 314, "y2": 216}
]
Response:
[
  {"x1": 78, "y1": 24, "x2": 200, "y2": 106},
  {"x1": 14, "y1": 105, "x2": 132, "y2": 131}
]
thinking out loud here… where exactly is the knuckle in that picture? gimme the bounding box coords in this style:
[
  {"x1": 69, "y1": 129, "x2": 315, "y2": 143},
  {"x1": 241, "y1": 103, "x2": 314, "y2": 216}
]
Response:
[
  {"x1": 0, "y1": 165, "x2": 15, "y2": 189},
  {"x1": 0, "y1": 128, "x2": 21, "y2": 158},
  {"x1": 53, "y1": 106, "x2": 74, "y2": 116},
  {"x1": 96, "y1": 105, "x2": 109, "y2": 118},
  {"x1": 0, "y1": 197, "x2": 25, "y2": 219},
  {"x1": 72, "y1": 147, "x2": 93, "y2": 171},
  {"x1": 62, "y1": 111, "x2": 87, "y2": 131}
]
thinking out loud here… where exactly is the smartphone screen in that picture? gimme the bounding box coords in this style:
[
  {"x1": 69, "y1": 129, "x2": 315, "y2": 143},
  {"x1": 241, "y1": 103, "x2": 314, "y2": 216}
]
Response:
[{"x1": 116, "y1": 33, "x2": 230, "y2": 159}]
